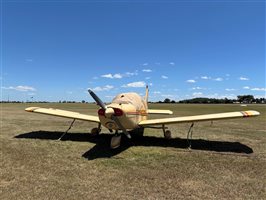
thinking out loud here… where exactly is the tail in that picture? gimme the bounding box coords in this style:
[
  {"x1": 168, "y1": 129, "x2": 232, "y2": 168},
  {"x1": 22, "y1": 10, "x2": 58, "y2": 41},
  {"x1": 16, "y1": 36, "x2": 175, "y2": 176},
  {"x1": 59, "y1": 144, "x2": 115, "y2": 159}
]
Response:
[{"x1": 144, "y1": 85, "x2": 149, "y2": 107}]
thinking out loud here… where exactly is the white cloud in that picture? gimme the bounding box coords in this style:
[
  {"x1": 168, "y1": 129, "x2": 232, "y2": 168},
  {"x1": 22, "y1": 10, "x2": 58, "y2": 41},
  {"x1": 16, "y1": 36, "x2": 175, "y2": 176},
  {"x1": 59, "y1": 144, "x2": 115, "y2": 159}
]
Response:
[
  {"x1": 169, "y1": 62, "x2": 175, "y2": 66},
  {"x1": 192, "y1": 87, "x2": 204, "y2": 90},
  {"x1": 142, "y1": 69, "x2": 152, "y2": 72},
  {"x1": 161, "y1": 75, "x2": 168, "y2": 79},
  {"x1": 225, "y1": 88, "x2": 236, "y2": 91},
  {"x1": 161, "y1": 94, "x2": 174, "y2": 98},
  {"x1": 113, "y1": 74, "x2": 123, "y2": 79},
  {"x1": 2, "y1": 85, "x2": 36, "y2": 92},
  {"x1": 201, "y1": 76, "x2": 211, "y2": 80},
  {"x1": 105, "y1": 95, "x2": 114, "y2": 99},
  {"x1": 92, "y1": 76, "x2": 98, "y2": 80},
  {"x1": 186, "y1": 79, "x2": 196, "y2": 83},
  {"x1": 239, "y1": 76, "x2": 249, "y2": 81},
  {"x1": 213, "y1": 77, "x2": 223, "y2": 81},
  {"x1": 251, "y1": 88, "x2": 266, "y2": 91},
  {"x1": 125, "y1": 71, "x2": 138, "y2": 76},
  {"x1": 193, "y1": 92, "x2": 203, "y2": 97},
  {"x1": 142, "y1": 63, "x2": 148, "y2": 66},
  {"x1": 122, "y1": 81, "x2": 146, "y2": 88},
  {"x1": 91, "y1": 85, "x2": 114, "y2": 92},
  {"x1": 145, "y1": 77, "x2": 151, "y2": 80},
  {"x1": 101, "y1": 73, "x2": 122, "y2": 79},
  {"x1": 242, "y1": 86, "x2": 265, "y2": 91},
  {"x1": 153, "y1": 91, "x2": 161, "y2": 94}
]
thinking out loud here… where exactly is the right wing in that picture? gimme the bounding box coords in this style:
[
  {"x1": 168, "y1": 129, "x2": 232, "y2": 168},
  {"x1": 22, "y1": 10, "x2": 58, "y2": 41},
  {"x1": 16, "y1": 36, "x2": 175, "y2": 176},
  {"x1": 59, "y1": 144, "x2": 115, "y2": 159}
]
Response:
[
  {"x1": 147, "y1": 109, "x2": 173, "y2": 115},
  {"x1": 139, "y1": 110, "x2": 260, "y2": 126},
  {"x1": 25, "y1": 107, "x2": 100, "y2": 123}
]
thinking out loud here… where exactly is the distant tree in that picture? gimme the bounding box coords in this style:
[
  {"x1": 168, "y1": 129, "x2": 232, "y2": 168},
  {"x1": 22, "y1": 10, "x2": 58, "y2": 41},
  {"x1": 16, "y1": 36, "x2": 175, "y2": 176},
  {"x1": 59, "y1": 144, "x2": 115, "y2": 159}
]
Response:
[
  {"x1": 171, "y1": 100, "x2": 176, "y2": 103},
  {"x1": 237, "y1": 95, "x2": 254, "y2": 103},
  {"x1": 164, "y1": 98, "x2": 171, "y2": 103},
  {"x1": 81, "y1": 100, "x2": 86, "y2": 103}
]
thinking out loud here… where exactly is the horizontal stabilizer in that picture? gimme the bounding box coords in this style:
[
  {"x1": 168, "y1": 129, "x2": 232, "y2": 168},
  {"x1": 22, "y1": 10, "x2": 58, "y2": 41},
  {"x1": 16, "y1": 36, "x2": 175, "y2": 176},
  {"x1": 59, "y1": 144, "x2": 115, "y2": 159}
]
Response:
[{"x1": 147, "y1": 109, "x2": 173, "y2": 115}]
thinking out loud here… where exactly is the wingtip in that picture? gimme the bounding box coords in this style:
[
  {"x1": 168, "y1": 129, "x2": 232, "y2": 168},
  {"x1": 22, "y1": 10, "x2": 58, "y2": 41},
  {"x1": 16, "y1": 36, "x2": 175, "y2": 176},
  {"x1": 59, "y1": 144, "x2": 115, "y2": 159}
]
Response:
[
  {"x1": 25, "y1": 107, "x2": 39, "y2": 112},
  {"x1": 244, "y1": 110, "x2": 260, "y2": 116},
  {"x1": 251, "y1": 110, "x2": 260, "y2": 116}
]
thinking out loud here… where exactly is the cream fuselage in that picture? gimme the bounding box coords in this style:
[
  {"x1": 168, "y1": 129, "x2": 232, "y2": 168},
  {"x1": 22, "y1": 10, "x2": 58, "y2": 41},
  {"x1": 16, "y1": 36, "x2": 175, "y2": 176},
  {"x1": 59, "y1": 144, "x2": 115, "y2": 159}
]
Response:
[{"x1": 98, "y1": 103, "x2": 147, "y2": 130}]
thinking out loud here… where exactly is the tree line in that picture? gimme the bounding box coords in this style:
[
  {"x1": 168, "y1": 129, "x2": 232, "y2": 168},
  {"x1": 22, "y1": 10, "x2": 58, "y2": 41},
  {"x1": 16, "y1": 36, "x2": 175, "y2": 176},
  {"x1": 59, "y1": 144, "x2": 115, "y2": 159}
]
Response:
[
  {"x1": 1, "y1": 95, "x2": 265, "y2": 104},
  {"x1": 159, "y1": 95, "x2": 265, "y2": 104}
]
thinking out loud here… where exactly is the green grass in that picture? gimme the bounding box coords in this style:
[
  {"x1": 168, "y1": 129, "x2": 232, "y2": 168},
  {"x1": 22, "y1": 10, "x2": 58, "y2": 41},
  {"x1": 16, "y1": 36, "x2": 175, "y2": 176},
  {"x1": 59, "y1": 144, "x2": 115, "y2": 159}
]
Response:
[{"x1": 1, "y1": 103, "x2": 266, "y2": 199}]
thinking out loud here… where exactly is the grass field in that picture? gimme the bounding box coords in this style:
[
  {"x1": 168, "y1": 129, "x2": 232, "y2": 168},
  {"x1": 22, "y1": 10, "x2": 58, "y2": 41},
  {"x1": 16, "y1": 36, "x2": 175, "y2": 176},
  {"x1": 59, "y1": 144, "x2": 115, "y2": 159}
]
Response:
[{"x1": 1, "y1": 103, "x2": 265, "y2": 199}]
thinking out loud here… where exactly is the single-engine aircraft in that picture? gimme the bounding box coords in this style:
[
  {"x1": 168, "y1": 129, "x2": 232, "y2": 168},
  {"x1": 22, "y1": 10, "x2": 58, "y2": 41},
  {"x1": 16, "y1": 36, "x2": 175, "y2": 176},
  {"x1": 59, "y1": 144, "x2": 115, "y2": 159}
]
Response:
[{"x1": 25, "y1": 86, "x2": 260, "y2": 149}]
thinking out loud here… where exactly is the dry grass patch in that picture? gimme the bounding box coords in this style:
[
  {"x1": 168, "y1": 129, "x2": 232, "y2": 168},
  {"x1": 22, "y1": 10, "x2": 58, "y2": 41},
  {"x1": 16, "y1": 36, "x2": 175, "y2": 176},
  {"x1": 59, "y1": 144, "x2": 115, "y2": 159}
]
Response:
[{"x1": 1, "y1": 103, "x2": 265, "y2": 199}]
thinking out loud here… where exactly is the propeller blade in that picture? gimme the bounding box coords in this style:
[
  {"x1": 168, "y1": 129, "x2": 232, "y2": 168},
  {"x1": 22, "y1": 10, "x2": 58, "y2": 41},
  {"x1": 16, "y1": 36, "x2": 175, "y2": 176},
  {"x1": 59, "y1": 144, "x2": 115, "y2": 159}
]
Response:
[
  {"x1": 88, "y1": 89, "x2": 106, "y2": 110},
  {"x1": 111, "y1": 115, "x2": 131, "y2": 139}
]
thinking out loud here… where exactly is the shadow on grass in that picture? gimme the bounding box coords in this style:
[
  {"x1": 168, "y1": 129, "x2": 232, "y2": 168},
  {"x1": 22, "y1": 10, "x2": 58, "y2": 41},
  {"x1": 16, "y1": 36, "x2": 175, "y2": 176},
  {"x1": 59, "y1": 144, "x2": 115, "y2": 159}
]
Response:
[{"x1": 15, "y1": 131, "x2": 253, "y2": 160}]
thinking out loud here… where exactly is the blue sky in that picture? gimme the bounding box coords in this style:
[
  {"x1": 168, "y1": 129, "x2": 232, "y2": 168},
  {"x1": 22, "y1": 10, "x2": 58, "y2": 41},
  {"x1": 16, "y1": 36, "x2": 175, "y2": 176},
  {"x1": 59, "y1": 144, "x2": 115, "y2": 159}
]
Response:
[{"x1": 1, "y1": 0, "x2": 265, "y2": 102}]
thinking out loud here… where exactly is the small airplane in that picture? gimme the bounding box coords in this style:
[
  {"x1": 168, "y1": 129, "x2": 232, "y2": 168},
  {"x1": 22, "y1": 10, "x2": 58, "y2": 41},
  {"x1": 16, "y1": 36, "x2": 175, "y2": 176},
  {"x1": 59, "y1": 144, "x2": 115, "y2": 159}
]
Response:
[{"x1": 25, "y1": 86, "x2": 260, "y2": 149}]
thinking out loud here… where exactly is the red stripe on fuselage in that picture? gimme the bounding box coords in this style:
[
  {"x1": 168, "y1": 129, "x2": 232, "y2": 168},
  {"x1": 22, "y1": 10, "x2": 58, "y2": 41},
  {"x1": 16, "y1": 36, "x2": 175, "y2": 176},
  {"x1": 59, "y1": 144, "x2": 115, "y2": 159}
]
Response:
[{"x1": 126, "y1": 111, "x2": 147, "y2": 116}]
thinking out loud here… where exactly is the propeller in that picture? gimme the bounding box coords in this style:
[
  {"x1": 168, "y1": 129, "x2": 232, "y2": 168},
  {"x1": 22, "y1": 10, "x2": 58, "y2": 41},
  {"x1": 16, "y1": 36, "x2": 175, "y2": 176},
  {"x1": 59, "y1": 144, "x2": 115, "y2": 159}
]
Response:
[
  {"x1": 88, "y1": 89, "x2": 106, "y2": 110},
  {"x1": 88, "y1": 89, "x2": 131, "y2": 139}
]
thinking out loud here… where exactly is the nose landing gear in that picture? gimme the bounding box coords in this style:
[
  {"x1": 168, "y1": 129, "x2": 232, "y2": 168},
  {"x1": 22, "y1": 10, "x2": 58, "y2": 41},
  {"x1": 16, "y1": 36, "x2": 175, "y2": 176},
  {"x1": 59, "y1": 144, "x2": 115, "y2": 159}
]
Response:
[{"x1": 110, "y1": 132, "x2": 121, "y2": 149}]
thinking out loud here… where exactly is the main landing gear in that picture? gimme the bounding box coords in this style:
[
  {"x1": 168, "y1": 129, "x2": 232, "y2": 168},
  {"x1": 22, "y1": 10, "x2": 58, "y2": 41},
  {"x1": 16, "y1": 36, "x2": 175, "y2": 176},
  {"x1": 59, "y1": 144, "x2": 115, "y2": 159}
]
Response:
[
  {"x1": 162, "y1": 124, "x2": 172, "y2": 139},
  {"x1": 90, "y1": 123, "x2": 101, "y2": 136}
]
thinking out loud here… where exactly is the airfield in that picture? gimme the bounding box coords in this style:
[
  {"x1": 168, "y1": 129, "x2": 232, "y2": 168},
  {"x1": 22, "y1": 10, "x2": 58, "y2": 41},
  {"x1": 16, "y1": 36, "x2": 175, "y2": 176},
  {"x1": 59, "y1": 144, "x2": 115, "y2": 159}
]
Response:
[{"x1": 1, "y1": 103, "x2": 265, "y2": 199}]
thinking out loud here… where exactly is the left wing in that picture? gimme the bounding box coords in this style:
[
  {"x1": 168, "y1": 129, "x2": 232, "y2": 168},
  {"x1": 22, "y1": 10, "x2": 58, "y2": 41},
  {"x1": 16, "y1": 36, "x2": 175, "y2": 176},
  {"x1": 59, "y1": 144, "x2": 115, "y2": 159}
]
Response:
[
  {"x1": 25, "y1": 107, "x2": 100, "y2": 123},
  {"x1": 139, "y1": 110, "x2": 260, "y2": 126}
]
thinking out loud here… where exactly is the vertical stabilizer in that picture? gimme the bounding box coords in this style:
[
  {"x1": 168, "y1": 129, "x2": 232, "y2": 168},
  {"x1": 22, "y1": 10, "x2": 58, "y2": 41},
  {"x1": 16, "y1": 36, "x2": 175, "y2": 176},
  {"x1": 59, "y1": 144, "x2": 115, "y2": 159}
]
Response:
[{"x1": 144, "y1": 85, "x2": 149, "y2": 107}]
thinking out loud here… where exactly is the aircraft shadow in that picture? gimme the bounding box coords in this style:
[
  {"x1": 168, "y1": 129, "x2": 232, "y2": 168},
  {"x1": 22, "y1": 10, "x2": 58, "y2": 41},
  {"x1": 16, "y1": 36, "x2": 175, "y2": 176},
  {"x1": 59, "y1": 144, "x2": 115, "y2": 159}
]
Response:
[{"x1": 15, "y1": 131, "x2": 253, "y2": 160}]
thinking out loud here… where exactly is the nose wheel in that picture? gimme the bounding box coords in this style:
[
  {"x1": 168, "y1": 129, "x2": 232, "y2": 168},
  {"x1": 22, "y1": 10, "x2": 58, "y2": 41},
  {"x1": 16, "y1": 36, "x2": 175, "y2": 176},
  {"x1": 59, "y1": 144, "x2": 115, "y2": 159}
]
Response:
[{"x1": 111, "y1": 132, "x2": 121, "y2": 149}]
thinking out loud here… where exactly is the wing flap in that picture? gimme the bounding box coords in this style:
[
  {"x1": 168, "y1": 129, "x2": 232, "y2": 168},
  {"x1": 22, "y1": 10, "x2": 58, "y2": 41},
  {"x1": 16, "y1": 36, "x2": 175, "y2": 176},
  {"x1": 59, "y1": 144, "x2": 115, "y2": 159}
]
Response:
[
  {"x1": 25, "y1": 107, "x2": 100, "y2": 123},
  {"x1": 147, "y1": 109, "x2": 173, "y2": 115},
  {"x1": 139, "y1": 110, "x2": 260, "y2": 126}
]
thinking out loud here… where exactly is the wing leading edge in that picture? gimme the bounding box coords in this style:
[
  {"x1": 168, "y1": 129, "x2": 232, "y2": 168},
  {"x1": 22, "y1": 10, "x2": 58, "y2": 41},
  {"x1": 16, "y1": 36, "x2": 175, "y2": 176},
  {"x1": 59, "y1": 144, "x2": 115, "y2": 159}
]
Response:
[
  {"x1": 147, "y1": 109, "x2": 173, "y2": 115},
  {"x1": 25, "y1": 107, "x2": 100, "y2": 123},
  {"x1": 138, "y1": 110, "x2": 260, "y2": 126}
]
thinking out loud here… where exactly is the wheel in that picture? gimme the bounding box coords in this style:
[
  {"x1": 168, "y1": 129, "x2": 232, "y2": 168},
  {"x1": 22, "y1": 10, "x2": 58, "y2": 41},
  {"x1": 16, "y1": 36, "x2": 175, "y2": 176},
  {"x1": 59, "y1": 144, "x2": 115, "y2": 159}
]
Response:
[
  {"x1": 164, "y1": 130, "x2": 172, "y2": 139},
  {"x1": 110, "y1": 135, "x2": 121, "y2": 149},
  {"x1": 91, "y1": 127, "x2": 100, "y2": 135}
]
